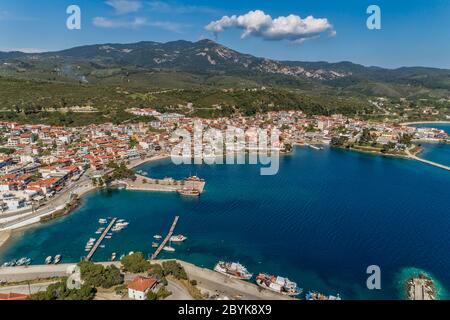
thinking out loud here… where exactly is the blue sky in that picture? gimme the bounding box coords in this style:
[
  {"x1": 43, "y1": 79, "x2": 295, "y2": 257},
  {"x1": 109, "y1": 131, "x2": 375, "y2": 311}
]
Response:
[{"x1": 1, "y1": 0, "x2": 449, "y2": 69}]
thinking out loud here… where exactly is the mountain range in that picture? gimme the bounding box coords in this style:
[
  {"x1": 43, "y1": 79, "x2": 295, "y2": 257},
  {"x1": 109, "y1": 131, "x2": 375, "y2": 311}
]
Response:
[{"x1": 1, "y1": 39, "x2": 450, "y2": 100}]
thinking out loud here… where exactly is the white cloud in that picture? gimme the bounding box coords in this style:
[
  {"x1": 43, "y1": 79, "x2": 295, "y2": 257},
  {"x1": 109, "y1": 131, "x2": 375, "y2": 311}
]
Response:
[
  {"x1": 93, "y1": 16, "x2": 148, "y2": 28},
  {"x1": 106, "y1": 0, "x2": 142, "y2": 15},
  {"x1": 205, "y1": 10, "x2": 335, "y2": 43}
]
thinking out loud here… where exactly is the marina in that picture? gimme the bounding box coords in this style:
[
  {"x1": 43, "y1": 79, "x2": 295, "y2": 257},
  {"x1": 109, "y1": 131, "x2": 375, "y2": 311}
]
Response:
[
  {"x1": 0, "y1": 142, "x2": 449, "y2": 299},
  {"x1": 151, "y1": 216, "x2": 179, "y2": 260},
  {"x1": 85, "y1": 218, "x2": 117, "y2": 261}
]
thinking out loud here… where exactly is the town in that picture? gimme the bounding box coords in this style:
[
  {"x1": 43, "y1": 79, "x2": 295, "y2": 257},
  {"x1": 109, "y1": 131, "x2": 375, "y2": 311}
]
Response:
[{"x1": 0, "y1": 109, "x2": 448, "y2": 229}]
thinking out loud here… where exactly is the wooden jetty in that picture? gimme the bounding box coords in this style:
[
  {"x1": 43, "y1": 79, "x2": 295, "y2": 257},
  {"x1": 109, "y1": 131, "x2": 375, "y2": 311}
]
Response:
[
  {"x1": 150, "y1": 216, "x2": 179, "y2": 260},
  {"x1": 86, "y1": 218, "x2": 117, "y2": 261}
]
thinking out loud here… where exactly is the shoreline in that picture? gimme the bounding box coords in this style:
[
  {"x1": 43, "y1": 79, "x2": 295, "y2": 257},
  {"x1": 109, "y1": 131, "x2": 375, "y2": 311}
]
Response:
[
  {"x1": 400, "y1": 121, "x2": 450, "y2": 126},
  {"x1": 0, "y1": 154, "x2": 173, "y2": 248}
]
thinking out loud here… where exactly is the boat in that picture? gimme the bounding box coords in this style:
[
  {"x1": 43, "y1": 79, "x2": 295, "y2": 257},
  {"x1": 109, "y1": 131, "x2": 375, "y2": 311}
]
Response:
[
  {"x1": 111, "y1": 252, "x2": 117, "y2": 261},
  {"x1": 95, "y1": 228, "x2": 105, "y2": 234},
  {"x1": 177, "y1": 188, "x2": 200, "y2": 197},
  {"x1": 170, "y1": 235, "x2": 187, "y2": 242},
  {"x1": 45, "y1": 256, "x2": 53, "y2": 264},
  {"x1": 163, "y1": 246, "x2": 175, "y2": 252},
  {"x1": 152, "y1": 242, "x2": 159, "y2": 248},
  {"x1": 255, "y1": 273, "x2": 302, "y2": 296},
  {"x1": 100, "y1": 245, "x2": 106, "y2": 249},
  {"x1": 185, "y1": 175, "x2": 204, "y2": 182},
  {"x1": 105, "y1": 235, "x2": 112, "y2": 239},
  {"x1": 214, "y1": 261, "x2": 253, "y2": 280},
  {"x1": 99, "y1": 219, "x2": 107, "y2": 224},
  {"x1": 153, "y1": 235, "x2": 162, "y2": 239},
  {"x1": 54, "y1": 255, "x2": 62, "y2": 264},
  {"x1": 305, "y1": 291, "x2": 341, "y2": 300},
  {"x1": 1, "y1": 262, "x2": 10, "y2": 268},
  {"x1": 119, "y1": 254, "x2": 125, "y2": 261},
  {"x1": 16, "y1": 257, "x2": 31, "y2": 266}
]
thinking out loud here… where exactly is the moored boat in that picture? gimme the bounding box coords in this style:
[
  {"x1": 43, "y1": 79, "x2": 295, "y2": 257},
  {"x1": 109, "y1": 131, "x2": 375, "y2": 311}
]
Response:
[
  {"x1": 163, "y1": 246, "x2": 175, "y2": 252},
  {"x1": 177, "y1": 188, "x2": 200, "y2": 197},
  {"x1": 153, "y1": 235, "x2": 162, "y2": 239},
  {"x1": 152, "y1": 242, "x2": 159, "y2": 248},
  {"x1": 111, "y1": 252, "x2": 117, "y2": 261},
  {"x1": 170, "y1": 235, "x2": 187, "y2": 242},
  {"x1": 214, "y1": 261, "x2": 252, "y2": 280},
  {"x1": 305, "y1": 291, "x2": 341, "y2": 300},
  {"x1": 45, "y1": 256, "x2": 53, "y2": 264},
  {"x1": 54, "y1": 255, "x2": 62, "y2": 264},
  {"x1": 255, "y1": 273, "x2": 301, "y2": 296}
]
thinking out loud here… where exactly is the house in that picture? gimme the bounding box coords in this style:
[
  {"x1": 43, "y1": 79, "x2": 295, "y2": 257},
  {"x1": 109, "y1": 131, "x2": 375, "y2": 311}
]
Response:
[{"x1": 127, "y1": 276, "x2": 158, "y2": 300}]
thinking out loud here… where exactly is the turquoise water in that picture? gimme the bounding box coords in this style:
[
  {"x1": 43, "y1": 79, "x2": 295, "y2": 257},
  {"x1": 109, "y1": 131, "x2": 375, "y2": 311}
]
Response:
[
  {"x1": 415, "y1": 124, "x2": 450, "y2": 167},
  {"x1": 0, "y1": 125, "x2": 449, "y2": 300}
]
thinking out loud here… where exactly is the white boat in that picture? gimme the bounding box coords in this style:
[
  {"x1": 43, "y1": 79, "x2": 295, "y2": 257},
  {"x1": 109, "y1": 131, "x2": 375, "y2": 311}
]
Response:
[
  {"x1": 163, "y1": 246, "x2": 175, "y2": 252},
  {"x1": 256, "y1": 273, "x2": 301, "y2": 296},
  {"x1": 153, "y1": 235, "x2": 162, "y2": 239},
  {"x1": 214, "y1": 261, "x2": 253, "y2": 280},
  {"x1": 105, "y1": 236, "x2": 112, "y2": 239},
  {"x1": 54, "y1": 255, "x2": 61, "y2": 264},
  {"x1": 170, "y1": 235, "x2": 187, "y2": 242},
  {"x1": 111, "y1": 252, "x2": 117, "y2": 261},
  {"x1": 45, "y1": 256, "x2": 52, "y2": 264}
]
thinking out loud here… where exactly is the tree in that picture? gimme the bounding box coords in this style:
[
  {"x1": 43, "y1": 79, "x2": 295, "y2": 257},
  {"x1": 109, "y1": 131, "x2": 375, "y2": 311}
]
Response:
[
  {"x1": 78, "y1": 261, "x2": 124, "y2": 289},
  {"x1": 146, "y1": 291, "x2": 157, "y2": 300},
  {"x1": 162, "y1": 261, "x2": 188, "y2": 280},
  {"x1": 121, "y1": 252, "x2": 151, "y2": 273}
]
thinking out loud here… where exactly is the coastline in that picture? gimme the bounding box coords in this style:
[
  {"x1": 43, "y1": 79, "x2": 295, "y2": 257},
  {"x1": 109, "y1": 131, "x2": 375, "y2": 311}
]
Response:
[
  {"x1": 400, "y1": 121, "x2": 450, "y2": 126},
  {"x1": 0, "y1": 154, "x2": 172, "y2": 235}
]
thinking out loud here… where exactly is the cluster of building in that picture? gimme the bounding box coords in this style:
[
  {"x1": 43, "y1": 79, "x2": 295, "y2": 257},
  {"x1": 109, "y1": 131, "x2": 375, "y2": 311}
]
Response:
[{"x1": 0, "y1": 111, "x2": 448, "y2": 213}]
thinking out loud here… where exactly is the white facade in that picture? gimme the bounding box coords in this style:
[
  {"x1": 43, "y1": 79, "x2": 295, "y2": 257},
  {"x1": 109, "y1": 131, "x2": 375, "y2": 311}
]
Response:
[{"x1": 128, "y1": 288, "x2": 147, "y2": 300}]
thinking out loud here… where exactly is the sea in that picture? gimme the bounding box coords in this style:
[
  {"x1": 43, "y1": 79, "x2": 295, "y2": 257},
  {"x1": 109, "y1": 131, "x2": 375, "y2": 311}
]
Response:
[{"x1": 0, "y1": 124, "x2": 449, "y2": 300}]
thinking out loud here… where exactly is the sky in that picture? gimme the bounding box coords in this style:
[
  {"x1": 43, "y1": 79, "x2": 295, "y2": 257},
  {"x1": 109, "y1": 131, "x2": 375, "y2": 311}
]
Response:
[{"x1": 0, "y1": 0, "x2": 449, "y2": 69}]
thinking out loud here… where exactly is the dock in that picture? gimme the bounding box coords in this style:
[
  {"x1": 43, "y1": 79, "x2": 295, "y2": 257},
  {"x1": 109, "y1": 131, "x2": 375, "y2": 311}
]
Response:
[
  {"x1": 86, "y1": 218, "x2": 117, "y2": 261},
  {"x1": 406, "y1": 150, "x2": 450, "y2": 172},
  {"x1": 150, "y1": 216, "x2": 179, "y2": 260}
]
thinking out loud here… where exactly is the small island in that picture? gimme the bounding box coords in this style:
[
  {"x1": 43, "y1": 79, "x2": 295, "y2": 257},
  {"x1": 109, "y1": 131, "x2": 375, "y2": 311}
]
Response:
[{"x1": 406, "y1": 273, "x2": 436, "y2": 300}]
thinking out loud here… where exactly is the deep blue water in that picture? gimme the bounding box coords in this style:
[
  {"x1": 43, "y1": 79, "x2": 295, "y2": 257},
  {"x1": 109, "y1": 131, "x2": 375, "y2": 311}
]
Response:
[{"x1": 0, "y1": 125, "x2": 449, "y2": 300}]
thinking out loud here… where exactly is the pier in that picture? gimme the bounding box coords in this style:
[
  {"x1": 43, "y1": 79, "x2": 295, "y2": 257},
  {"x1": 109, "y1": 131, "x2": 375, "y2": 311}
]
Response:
[
  {"x1": 86, "y1": 218, "x2": 117, "y2": 261},
  {"x1": 151, "y1": 216, "x2": 179, "y2": 260},
  {"x1": 406, "y1": 150, "x2": 450, "y2": 172}
]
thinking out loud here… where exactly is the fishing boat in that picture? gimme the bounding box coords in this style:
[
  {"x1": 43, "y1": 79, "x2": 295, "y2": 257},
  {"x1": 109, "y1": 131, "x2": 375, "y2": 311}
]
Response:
[
  {"x1": 305, "y1": 291, "x2": 341, "y2": 300},
  {"x1": 54, "y1": 255, "x2": 62, "y2": 264},
  {"x1": 256, "y1": 273, "x2": 301, "y2": 296},
  {"x1": 170, "y1": 235, "x2": 187, "y2": 242},
  {"x1": 45, "y1": 256, "x2": 52, "y2": 264},
  {"x1": 153, "y1": 235, "x2": 162, "y2": 239},
  {"x1": 214, "y1": 261, "x2": 253, "y2": 280}
]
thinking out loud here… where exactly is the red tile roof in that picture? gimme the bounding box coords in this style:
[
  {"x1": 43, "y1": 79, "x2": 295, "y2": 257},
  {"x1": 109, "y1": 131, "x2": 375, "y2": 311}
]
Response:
[
  {"x1": 0, "y1": 293, "x2": 29, "y2": 300},
  {"x1": 127, "y1": 276, "x2": 157, "y2": 292}
]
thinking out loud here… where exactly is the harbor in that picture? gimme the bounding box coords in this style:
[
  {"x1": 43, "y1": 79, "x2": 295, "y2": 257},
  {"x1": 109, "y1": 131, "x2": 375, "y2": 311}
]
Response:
[
  {"x1": 85, "y1": 218, "x2": 117, "y2": 261},
  {"x1": 0, "y1": 143, "x2": 449, "y2": 299},
  {"x1": 151, "y1": 216, "x2": 179, "y2": 260}
]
